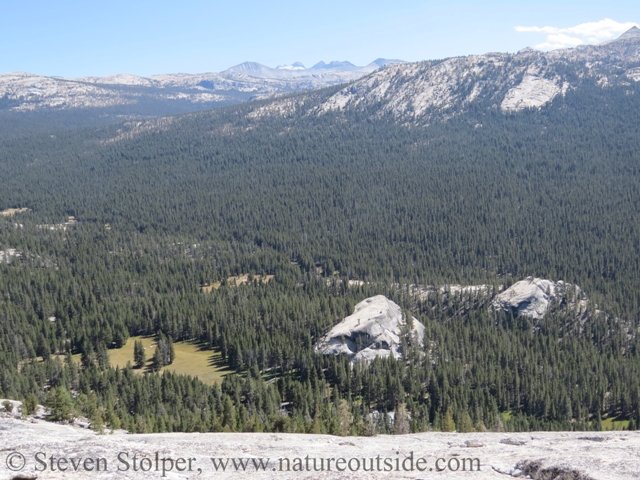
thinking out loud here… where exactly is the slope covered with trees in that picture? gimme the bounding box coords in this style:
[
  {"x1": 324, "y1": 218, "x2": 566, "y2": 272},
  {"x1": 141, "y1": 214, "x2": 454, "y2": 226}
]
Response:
[{"x1": 1, "y1": 79, "x2": 639, "y2": 433}]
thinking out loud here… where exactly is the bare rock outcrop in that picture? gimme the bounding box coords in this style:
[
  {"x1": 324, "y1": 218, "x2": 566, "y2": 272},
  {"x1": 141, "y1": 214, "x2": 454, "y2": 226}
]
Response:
[
  {"x1": 1, "y1": 417, "x2": 638, "y2": 479},
  {"x1": 315, "y1": 295, "x2": 424, "y2": 362},
  {"x1": 492, "y1": 277, "x2": 585, "y2": 320}
]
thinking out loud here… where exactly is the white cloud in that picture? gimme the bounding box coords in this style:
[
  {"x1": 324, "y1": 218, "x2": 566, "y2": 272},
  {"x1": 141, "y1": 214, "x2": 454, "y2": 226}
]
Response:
[
  {"x1": 515, "y1": 18, "x2": 639, "y2": 50},
  {"x1": 534, "y1": 34, "x2": 584, "y2": 50}
]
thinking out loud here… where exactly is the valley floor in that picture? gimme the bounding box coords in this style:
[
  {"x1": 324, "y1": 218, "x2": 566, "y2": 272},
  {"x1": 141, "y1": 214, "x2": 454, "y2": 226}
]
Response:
[{"x1": 0, "y1": 417, "x2": 637, "y2": 479}]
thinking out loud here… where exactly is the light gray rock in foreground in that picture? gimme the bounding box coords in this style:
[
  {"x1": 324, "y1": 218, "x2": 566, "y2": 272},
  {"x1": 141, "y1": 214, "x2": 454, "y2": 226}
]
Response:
[
  {"x1": 1, "y1": 418, "x2": 639, "y2": 479},
  {"x1": 315, "y1": 295, "x2": 425, "y2": 361}
]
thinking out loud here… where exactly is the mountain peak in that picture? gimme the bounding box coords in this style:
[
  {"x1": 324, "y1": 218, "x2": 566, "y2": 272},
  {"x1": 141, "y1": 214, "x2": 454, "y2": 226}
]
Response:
[
  {"x1": 371, "y1": 58, "x2": 405, "y2": 67},
  {"x1": 222, "y1": 61, "x2": 273, "y2": 76},
  {"x1": 618, "y1": 25, "x2": 640, "y2": 40},
  {"x1": 599, "y1": 26, "x2": 640, "y2": 46},
  {"x1": 311, "y1": 61, "x2": 358, "y2": 71}
]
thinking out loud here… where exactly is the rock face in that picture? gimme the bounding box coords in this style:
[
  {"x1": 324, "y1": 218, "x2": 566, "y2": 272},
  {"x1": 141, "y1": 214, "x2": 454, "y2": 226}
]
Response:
[
  {"x1": 315, "y1": 295, "x2": 425, "y2": 361},
  {"x1": 500, "y1": 66, "x2": 566, "y2": 111},
  {"x1": 491, "y1": 277, "x2": 583, "y2": 320}
]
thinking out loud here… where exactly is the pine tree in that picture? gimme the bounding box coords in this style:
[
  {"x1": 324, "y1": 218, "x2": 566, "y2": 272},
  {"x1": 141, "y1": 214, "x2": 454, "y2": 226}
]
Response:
[
  {"x1": 133, "y1": 340, "x2": 146, "y2": 369},
  {"x1": 394, "y1": 403, "x2": 410, "y2": 435},
  {"x1": 442, "y1": 408, "x2": 456, "y2": 432},
  {"x1": 457, "y1": 411, "x2": 474, "y2": 433},
  {"x1": 151, "y1": 346, "x2": 163, "y2": 373},
  {"x1": 96, "y1": 342, "x2": 109, "y2": 370},
  {"x1": 90, "y1": 408, "x2": 105, "y2": 434},
  {"x1": 337, "y1": 399, "x2": 352, "y2": 436},
  {"x1": 222, "y1": 396, "x2": 235, "y2": 431},
  {"x1": 167, "y1": 336, "x2": 175, "y2": 365},
  {"x1": 46, "y1": 387, "x2": 73, "y2": 422},
  {"x1": 23, "y1": 394, "x2": 38, "y2": 416}
]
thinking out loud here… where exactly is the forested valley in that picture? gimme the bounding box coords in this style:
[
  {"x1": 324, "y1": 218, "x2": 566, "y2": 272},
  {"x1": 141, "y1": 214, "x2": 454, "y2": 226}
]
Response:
[{"x1": 1, "y1": 79, "x2": 640, "y2": 434}]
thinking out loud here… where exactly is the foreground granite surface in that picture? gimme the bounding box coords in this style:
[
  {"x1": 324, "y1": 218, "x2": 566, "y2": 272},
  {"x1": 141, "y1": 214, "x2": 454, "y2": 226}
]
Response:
[{"x1": 1, "y1": 417, "x2": 638, "y2": 479}]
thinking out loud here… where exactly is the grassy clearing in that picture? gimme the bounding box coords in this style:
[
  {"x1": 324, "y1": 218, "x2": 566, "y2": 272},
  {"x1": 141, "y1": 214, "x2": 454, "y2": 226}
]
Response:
[
  {"x1": 109, "y1": 336, "x2": 154, "y2": 369},
  {"x1": 201, "y1": 274, "x2": 274, "y2": 292},
  {"x1": 602, "y1": 416, "x2": 630, "y2": 431},
  {"x1": 498, "y1": 411, "x2": 629, "y2": 431},
  {"x1": 109, "y1": 336, "x2": 233, "y2": 385}
]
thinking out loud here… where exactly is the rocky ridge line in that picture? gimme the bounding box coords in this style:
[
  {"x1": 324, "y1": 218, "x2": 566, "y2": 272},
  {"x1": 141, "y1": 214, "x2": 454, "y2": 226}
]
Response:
[{"x1": 249, "y1": 27, "x2": 640, "y2": 124}]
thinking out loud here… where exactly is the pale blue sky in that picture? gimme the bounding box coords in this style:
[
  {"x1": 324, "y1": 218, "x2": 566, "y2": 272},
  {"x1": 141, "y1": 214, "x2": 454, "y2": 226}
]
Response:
[{"x1": 0, "y1": 1, "x2": 638, "y2": 77}]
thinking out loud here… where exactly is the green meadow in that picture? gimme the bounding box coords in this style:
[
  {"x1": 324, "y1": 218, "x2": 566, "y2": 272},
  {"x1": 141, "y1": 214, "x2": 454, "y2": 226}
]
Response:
[{"x1": 109, "y1": 336, "x2": 233, "y2": 385}]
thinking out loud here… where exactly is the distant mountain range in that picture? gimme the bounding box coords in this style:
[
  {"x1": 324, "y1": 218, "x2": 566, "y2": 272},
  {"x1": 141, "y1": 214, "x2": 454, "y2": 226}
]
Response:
[
  {"x1": 3, "y1": 26, "x2": 640, "y2": 131},
  {"x1": 224, "y1": 59, "x2": 388, "y2": 77},
  {"x1": 0, "y1": 58, "x2": 405, "y2": 125}
]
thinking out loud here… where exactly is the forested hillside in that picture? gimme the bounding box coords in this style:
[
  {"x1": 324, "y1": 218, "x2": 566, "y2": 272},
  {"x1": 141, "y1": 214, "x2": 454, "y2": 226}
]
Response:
[{"x1": 1, "y1": 78, "x2": 639, "y2": 434}]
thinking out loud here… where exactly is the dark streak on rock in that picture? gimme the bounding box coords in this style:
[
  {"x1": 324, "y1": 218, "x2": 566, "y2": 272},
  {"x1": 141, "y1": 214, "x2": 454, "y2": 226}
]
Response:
[{"x1": 516, "y1": 460, "x2": 595, "y2": 480}]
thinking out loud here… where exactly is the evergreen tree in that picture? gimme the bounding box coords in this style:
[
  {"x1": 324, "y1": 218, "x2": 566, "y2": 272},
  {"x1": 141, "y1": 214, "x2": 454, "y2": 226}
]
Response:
[
  {"x1": 442, "y1": 408, "x2": 456, "y2": 432},
  {"x1": 151, "y1": 346, "x2": 163, "y2": 373},
  {"x1": 23, "y1": 394, "x2": 38, "y2": 416},
  {"x1": 46, "y1": 387, "x2": 73, "y2": 422},
  {"x1": 394, "y1": 403, "x2": 410, "y2": 435},
  {"x1": 134, "y1": 340, "x2": 146, "y2": 369}
]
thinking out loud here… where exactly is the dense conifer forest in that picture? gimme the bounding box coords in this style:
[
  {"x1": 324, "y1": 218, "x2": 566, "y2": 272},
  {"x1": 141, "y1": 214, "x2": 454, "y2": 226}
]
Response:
[{"x1": 1, "y1": 80, "x2": 639, "y2": 434}]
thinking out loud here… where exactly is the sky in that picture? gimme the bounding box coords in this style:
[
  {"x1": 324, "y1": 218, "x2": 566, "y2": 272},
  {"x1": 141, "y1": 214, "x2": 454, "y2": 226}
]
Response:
[{"x1": 0, "y1": 1, "x2": 638, "y2": 77}]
